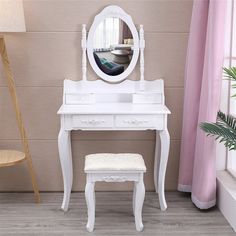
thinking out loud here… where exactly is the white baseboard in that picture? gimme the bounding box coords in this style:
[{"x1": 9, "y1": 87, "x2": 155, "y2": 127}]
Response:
[{"x1": 217, "y1": 170, "x2": 236, "y2": 232}]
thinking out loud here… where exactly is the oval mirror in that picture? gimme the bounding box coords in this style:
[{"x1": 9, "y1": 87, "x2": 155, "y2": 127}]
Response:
[{"x1": 87, "y1": 6, "x2": 139, "y2": 83}]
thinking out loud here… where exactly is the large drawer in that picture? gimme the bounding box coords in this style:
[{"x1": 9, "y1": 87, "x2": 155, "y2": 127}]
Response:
[
  {"x1": 115, "y1": 115, "x2": 164, "y2": 129},
  {"x1": 72, "y1": 115, "x2": 113, "y2": 128}
]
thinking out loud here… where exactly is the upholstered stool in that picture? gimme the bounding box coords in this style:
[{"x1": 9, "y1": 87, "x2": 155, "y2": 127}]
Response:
[{"x1": 84, "y1": 153, "x2": 146, "y2": 232}]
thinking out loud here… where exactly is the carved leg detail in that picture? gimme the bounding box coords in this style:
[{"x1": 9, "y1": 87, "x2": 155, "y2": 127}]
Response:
[
  {"x1": 58, "y1": 129, "x2": 73, "y2": 211},
  {"x1": 134, "y1": 175, "x2": 145, "y2": 232},
  {"x1": 85, "y1": 181, "x2": 95, "y2": 232},
  {"x1": 158, "y1": 129, "x2": 170, "y2": 211}
]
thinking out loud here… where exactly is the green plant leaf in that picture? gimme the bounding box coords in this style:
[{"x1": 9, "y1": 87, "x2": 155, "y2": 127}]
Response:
[
  {"x1": 223, "y1": 67, "x2": 236, "y2": 81},
  {"x1": 199, "y1": 67, "x2": 236, "y2": 151},
  {"x1": 200, "y1": 112, "x2": 236, "y2": 151}
]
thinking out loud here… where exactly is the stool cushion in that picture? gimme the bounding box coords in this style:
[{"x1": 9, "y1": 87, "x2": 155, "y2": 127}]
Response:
[{"x1": 84, "y1": 153, "x2": 146, "y2": 172}]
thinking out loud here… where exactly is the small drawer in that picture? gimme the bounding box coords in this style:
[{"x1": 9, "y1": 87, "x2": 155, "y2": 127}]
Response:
[
  {"x1": 132, "y1": 93, "x2": 162, "y2": 104},
  {"x1": 115, "y1": 115, "x2": 164, "y2": 129},
  {"x1": 65, "y1": 93, "x2": 95, "y2": 104},
  {"x1": 73, "y1": 115, "x2": 113, "y2": 128}
]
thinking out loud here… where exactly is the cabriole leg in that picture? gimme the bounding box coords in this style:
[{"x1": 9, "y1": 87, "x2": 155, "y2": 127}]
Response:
[
  {"x1": 134, "y1": 174, "x2": 145, "y2": 232},
  {"x1": 158, "y1": 129, "x2": 170, "y2": 211},
  {"x1": 58, "y1": 128, "x2": 73, "y2": 211},
  {"x1": 85, "y1": 178, "x2": 95, "y2": 232}
]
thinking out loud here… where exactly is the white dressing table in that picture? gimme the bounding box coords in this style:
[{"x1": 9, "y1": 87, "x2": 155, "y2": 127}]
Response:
[{"x1": 57, "y1": 5, "x2": 171, "y2": 212}]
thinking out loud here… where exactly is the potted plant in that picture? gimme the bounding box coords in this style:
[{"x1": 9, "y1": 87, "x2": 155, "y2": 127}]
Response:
[{"x1": 200, "y1": 67, "x2": 236, "y2": 150}]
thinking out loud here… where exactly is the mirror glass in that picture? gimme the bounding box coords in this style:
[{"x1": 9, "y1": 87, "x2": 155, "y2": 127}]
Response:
[{"x1": 93, "y1": 17, "x2": 134, "y2": 76}]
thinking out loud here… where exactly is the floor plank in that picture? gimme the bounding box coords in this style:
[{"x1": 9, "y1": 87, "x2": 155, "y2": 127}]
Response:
[{"x1": 0, "y1": 192, "x2": 234, "y2": 235}]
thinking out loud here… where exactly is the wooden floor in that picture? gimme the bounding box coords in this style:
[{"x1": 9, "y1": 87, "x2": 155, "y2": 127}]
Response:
[{"x1": 0, "y1": 192, "x2": 234, "y2": 236}]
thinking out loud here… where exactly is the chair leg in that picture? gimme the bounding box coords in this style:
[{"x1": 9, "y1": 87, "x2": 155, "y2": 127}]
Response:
[
  {"x1": 85, "y1": 180, "x2": 95, "y2": 232},
  {"x1": 134, "y1": 175, "x2": 145, "y2": 232}
]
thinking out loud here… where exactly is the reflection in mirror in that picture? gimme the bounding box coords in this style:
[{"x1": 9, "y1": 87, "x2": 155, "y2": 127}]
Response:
[{"x1": 93, "y1": 17, "x2": 133, "y2": 76}]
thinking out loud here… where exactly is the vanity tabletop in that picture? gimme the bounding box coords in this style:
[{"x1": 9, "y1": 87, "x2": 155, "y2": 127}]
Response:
[{"x1": 58, "y1": 103, "x2": 171, "y2": 115}]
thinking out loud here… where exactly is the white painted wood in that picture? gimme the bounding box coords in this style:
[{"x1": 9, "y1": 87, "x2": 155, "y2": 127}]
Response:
[
  {"x1": 65, "y1": 93, "x2": 95, "y2": 105},
  {"x1": 59, "y1": 104, "x2": 170, "y2": 115},
  {"x1": 227, "y1": 149, "x2": 236, "y2": 178},
  {"x1": 63, "y1": 79, "x2": 165, "y2": 105},
  {"x1": 158, "y1": 128, "x2": 170, "y2": 211},
  {"x1": 73, "y1": 115, "x2": 113, "y2": 128},
  {"x1": 217, "y1": 171, "x2": 236, "y2": 232},
  {"x1": 154, "y1": 130, "x2": 160, "y2": 194},
  {"x1": 58, "y1": 127, "x2": 73, "y2": 211},
  {"x1": 84, "y1": 173, "x2": 145, "y2": 232},
  {"x1": 133, "y1": 93, "x2": 162, "y2": 104},
  {"x1": 81, "y1": 24, "x2": 87, "y2": 82},
  {"x1": 115, "y1": 114, "x2": 164, "y2": 129},
  {"x1": 87, "y1": 172, "x2": 142, "y2": 182},
  {"x1": 57, "y1": 79, "x2": 171, "y2": 212},
  {"x1": 84, "y1": 154, "x2": 146, "y2": 232},
  {"x1": 86, "y1": 5, "x2": 140, "y2": 83},
  {"x1": 139, "y1": 25, "x2": 145, "y2": 91},
  {"x1": 134, "y1": 175, "x2": 145, "y2": 232},
  {"x1": 63, "y1": 79, "x2": 164, "y2": 95},
  {"x1": 85, "y1": 178, "x2": 95, "y2": 232}
]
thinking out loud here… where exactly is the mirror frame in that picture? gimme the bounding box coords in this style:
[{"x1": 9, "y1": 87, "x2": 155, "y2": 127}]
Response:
[{"x1": 87, "y1": 5, "x2": 140, "y2": 83}]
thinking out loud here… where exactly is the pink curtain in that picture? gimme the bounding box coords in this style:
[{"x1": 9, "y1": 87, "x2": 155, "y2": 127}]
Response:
[{"x1": 178, "y1": 0, "x2": 227, "y2": 209}]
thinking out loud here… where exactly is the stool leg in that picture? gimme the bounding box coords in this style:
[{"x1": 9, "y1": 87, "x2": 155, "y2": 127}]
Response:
[
  {"x1": 85, "y1": 180, "x2": 95, "y2": 232},
  {"x1": 134, "y1": 174, "x2": 145, "y2": 232}
]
